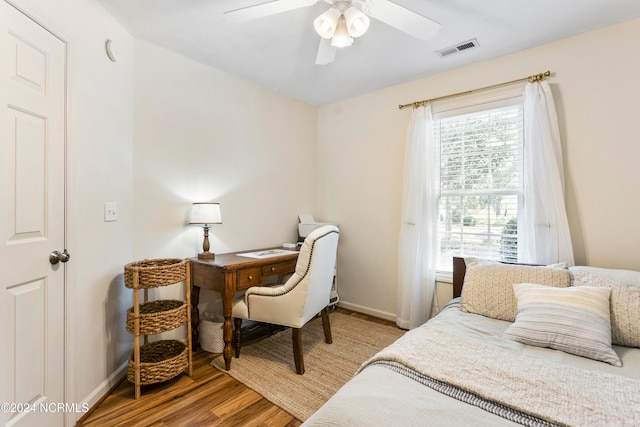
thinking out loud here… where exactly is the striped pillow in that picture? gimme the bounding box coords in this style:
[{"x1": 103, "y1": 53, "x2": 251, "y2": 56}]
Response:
[{"x1": 504, "y1": 283, "x2": 621, "y2": 366}]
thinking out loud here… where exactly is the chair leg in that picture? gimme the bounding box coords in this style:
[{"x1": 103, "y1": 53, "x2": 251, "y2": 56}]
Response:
[
  {"x1": 233, "y1": 317, "x2": 243, "y2": 358},
  {"x1": 292, "y1": 328, "x2": 305, "y2": 375},
  {"x1": 321, "y1": 306, "x2": 332, "y2": 344}
]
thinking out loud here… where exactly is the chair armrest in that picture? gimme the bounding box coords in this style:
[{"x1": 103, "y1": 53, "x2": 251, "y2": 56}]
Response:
[{"x1": 245, "y1": 284, "x2": 286, "y2": 297}]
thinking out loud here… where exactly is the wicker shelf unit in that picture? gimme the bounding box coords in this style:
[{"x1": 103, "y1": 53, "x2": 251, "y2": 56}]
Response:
[{"x1": 124, "y1": 258, "x2": 192, "y2": 399}]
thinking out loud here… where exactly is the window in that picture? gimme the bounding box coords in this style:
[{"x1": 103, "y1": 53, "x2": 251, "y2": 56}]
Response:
[{"x1": 434, "y1": 98, "x2": 524, "y2": 272}]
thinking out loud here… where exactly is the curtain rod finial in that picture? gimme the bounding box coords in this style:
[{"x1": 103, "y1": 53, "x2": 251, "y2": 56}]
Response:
[{"x1": 529, "y1": 70, "x2": 552, "y2": 82}]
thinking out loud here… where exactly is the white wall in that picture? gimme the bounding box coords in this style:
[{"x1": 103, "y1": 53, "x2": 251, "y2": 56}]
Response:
[
  {"x1": 7, "y1": 0, "x2": 134, "y2": 423},
  {"x1": 132, "y1": 40, "x2": 318, "y2": 313},
  {"x1": 318, "y1": 18, "x2": 640, "y2": 319},
  {"x1": 9, "y1": 1, "x2": 318, "y2": 417}
]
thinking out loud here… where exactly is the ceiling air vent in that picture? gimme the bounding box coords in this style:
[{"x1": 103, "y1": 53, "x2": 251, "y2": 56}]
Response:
[{"x1": 436, "y1": 38, "x2": 479, "y2": 58}]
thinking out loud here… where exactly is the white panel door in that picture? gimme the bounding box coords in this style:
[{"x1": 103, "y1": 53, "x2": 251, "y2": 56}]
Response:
[{"x1": 0, "y1": 2, "x2": 67, "y2": 426}]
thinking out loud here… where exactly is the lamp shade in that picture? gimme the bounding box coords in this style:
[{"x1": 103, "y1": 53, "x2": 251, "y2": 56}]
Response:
[
  {"x1": 189, "y1": 202, "x2": 222, "y2": 225},
  {"x1": 331, "y1": 15, "x2": 353, "y2": 47},
  {"x1": 314, "y1": 7, "x2": 341, "y2": 39},
  {"x1": 344, "y1": 7, "x2": 369, "y2": 38}
]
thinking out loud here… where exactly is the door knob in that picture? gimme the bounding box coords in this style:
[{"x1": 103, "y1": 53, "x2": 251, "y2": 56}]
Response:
[{"x1": 49, "y1": 249, "x2": 71, "y2": 265}]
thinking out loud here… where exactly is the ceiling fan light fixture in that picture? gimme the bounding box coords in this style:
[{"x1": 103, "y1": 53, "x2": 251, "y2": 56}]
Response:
[
  {"x1": 313, "y1": 7, "x2": 341, "y2": 39},
  {"x1": 331, "y1": 14, "x2": 353, "y2": 47},
  {"x1": 343, "y1": 7, "x2": 369, "y2": 38}
]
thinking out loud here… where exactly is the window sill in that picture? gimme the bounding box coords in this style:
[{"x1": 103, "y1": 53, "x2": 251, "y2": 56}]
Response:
[{"x1": 436, "y1": 271, "x2": 453, "y2": 284}]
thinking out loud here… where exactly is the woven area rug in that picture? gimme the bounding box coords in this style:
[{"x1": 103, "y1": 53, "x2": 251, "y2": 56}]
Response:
[{"x1": 210, "y1": 312, "x2": 404, "y2": 421}]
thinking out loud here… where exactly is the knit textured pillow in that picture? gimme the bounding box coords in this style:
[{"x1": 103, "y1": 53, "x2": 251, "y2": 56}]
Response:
[
  {"x1": 460, "y1": 259, "x2": 571, "y2": 321},
  {"x1": 571, "y1": 270, "x2": 640, "y2": 348},
  {"x1": 504, "y1": 283, "x2": 621, "y2": 367}
]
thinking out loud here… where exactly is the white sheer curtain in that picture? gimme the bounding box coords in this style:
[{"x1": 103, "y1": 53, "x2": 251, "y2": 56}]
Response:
[
  {"x1": 396, "y1": 105, "x2": 438, "y2": 330},
  {"x1": 521, "y1": 81, "x2": 575, "y2": 266}
]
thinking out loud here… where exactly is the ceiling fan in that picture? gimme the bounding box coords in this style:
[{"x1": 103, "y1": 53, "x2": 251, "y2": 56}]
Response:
[{"x1": 223, "y1": 0, "x2": 441, "y2": 65}]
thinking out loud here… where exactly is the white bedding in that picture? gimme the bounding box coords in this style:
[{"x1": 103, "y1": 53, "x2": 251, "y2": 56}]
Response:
[{"x1": 303, "y1": 299, "x2": 640, "y2": 426}]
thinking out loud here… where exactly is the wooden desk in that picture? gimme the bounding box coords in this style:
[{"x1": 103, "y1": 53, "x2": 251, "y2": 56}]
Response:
[{"x1": 188, "y1": 248, "x2": 299, "y2": 370}]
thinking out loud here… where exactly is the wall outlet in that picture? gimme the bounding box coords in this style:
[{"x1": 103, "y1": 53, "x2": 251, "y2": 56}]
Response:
[{"x1": 104, "y1": 202, "x2": 117, "y2": 222}]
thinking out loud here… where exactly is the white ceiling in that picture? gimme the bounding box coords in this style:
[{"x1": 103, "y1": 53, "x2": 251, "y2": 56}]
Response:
[{"x1": 97, "y1": 0, "x2": 640, "y2": 106}]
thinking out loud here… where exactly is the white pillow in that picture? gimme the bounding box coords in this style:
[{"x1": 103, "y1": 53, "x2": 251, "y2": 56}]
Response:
[
  {"x1": 570, "y1": 266, "x2": 640, "y2": 287},
  {"x1": 504, "y1": 283, "x2": 621, "y2": 367}
]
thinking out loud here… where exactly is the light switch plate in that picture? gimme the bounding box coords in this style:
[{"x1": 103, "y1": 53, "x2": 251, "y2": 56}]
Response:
[{"x1": 104, "y1": 202, "x2": 117, "y2": 222}]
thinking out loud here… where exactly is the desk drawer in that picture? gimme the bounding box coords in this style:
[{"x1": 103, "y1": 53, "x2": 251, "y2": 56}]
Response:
[
  {"x1": 262, "y1": 260, "x2": 296, "y2": 277},
  {"x1": 237, "y1": 267, "x2": 261, "y2": 289}
]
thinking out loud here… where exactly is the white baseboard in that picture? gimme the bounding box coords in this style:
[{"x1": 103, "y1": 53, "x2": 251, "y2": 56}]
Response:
[
  {"x1": 81, "y1": 361, "x2": 127, "y2": 413},
  {"x1": 337, "y1": 301, "x2": 396, "y2": 322}
]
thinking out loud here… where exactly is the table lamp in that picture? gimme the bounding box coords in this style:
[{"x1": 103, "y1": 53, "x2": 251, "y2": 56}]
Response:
[{"x1": 189, "y1": 202, "x2": 222, "y2": 260}]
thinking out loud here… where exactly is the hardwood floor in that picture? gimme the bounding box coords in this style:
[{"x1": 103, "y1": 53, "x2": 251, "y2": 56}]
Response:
[
  {"x1": 76, "y1": 349, "x2": 301, "y2": 427},
  {"x1": 76, "y1": 308, "x2": 395, "y2": 427}
]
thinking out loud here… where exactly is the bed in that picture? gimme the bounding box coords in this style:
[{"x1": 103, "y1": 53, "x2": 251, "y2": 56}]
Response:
[{"x1": 303, "y1": 257, "x2": 640, "y2": 426}]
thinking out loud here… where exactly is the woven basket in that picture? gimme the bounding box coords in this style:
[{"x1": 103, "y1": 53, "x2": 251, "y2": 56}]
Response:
[
  {"x1": 200, "y1": 316, "x2": 224, "y2": 353},
  {"x1": 124, "y1": 258, "x2": 188, "y2": 289},
  {"x1": 127, "y1": 340, "x2": 188, "y2": 385},
  {"x1": 126, "y1": 300, "x2": 187, "y2": 335}
]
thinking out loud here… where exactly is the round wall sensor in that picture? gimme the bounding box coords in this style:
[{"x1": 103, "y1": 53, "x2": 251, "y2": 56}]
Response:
[{"x1": 105, "y1": 39, "x2": 121, "y2": 62}]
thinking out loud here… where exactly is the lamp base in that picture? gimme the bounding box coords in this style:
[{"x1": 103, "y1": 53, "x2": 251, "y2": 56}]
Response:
[{"x1": 198, "y1": 251, "x2": 215, "y2": 260}]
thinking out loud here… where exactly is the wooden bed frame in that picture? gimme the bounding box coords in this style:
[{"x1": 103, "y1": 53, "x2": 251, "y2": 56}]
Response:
[{"x1": 452, "y1": 256, "x2": 467, "y2": 299}]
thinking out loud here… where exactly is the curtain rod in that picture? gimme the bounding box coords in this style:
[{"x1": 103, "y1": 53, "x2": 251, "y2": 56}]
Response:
[{"x1": 398, "y1": 70, "x2": 551, "y2": 110}]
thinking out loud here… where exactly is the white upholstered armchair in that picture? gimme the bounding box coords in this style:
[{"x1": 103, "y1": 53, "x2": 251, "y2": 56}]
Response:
[{"x1": 232, "y1": 225, "x2": 339, "y2": 374}]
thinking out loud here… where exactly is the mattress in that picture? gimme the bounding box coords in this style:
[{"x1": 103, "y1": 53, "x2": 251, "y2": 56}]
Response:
[{"x1": 303, "y1": 299, "x2": 640, "y2": 426}]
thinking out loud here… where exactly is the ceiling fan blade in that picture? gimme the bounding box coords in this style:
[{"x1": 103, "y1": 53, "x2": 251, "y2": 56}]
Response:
[
  {"x1": 224, "y1": 0, "x2": 319, "y2": 23},
  {"x1": 315, "y1": 38, "x2": 337, "y2": 65},
  {"x1": 363, "y1": 0, "x2": 441, "y2": 42}
]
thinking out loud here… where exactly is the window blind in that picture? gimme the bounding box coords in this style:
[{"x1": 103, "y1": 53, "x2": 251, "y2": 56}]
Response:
[{"x1": 435, "y1": 102, "x2": 524, "y2": 271}]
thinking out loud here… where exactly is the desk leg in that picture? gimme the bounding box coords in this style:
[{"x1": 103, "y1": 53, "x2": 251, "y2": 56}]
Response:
[
  {"x1": 191, "y1": 284, "x2": 201, "y2": 350},
  {"x1": 222, "y1": 282, "x2": 234, "y2": 370}
]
